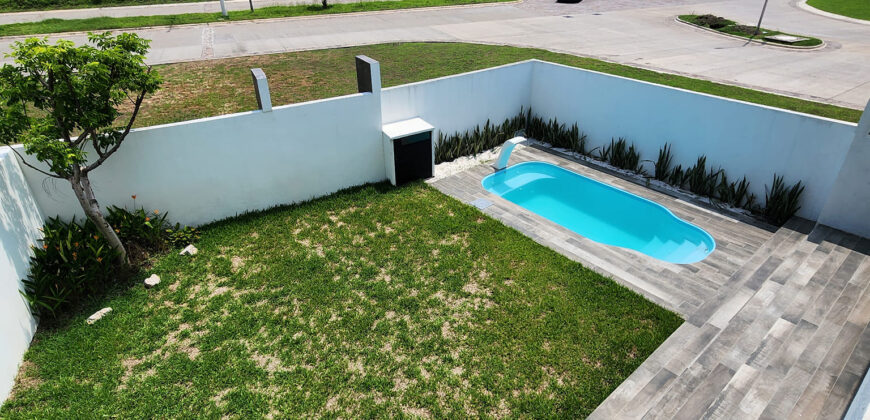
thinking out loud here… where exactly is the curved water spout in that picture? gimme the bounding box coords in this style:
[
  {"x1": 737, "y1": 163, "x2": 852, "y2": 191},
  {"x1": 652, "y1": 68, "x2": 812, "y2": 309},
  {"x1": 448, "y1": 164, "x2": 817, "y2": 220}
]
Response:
[{"x1": 492, "y1": 136, "x2": 526, "y2": 171}]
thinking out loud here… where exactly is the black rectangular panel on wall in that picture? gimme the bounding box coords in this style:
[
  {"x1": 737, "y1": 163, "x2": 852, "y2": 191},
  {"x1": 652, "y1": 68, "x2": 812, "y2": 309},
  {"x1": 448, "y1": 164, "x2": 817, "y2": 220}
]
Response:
[{"x1": 393, "y1": 131, "x2": 433, "y2": 185}]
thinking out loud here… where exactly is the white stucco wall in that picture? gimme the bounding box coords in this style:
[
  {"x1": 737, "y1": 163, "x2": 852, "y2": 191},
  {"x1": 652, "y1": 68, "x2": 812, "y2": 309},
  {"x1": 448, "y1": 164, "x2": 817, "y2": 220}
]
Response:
[
  {"x1": 0, "y1": 149, "x2": 42, "y2": 402},
  {"x1": 382, "y1": 61, "x2": 533, "y2": 141},
  {"x1": 17, "y1": 92, "x2": 385, "y2": 227},
  {"x1": 529, "y1": 60, "x2": 857, "y2": 220},
  {"x1": 817, "y1": 100, "x2": 870, "y2": 237}
]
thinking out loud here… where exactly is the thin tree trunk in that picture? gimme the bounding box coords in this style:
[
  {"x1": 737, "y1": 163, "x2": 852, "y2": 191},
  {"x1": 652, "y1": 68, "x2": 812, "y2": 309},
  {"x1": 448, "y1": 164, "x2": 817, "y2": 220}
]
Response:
[{"x1": 69, "y1": 173, "x2": 128, "y2": 265}]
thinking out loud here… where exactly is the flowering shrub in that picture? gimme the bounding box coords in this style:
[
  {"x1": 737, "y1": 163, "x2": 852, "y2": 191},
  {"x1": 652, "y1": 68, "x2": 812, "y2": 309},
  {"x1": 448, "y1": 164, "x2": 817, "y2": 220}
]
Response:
[
  {"x1": 107, "y1": 205, "x2": 170, "y2": 251},
  {"x1": 21, "y1": 217, "x2": 119, "y2": 318},
  {"x1": 22, "y1": 204, "x2": 199, "y2": 319}
]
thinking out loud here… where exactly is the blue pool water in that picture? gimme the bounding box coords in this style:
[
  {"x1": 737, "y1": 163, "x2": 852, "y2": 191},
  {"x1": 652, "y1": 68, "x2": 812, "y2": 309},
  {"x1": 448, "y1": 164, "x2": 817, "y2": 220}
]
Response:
[{"x1": 482, "y1": 161, "x2": 715, "y2": 264}]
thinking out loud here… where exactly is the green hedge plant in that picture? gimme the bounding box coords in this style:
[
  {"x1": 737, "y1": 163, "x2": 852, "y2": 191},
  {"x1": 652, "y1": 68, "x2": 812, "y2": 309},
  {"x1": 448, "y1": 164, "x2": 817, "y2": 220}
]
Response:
[
  {"x1": 436, "y1": 109, "x2": 805, "y2": 226},
  {"x1": 22, "y1": 206, "x2": 199, "y2": 319}
]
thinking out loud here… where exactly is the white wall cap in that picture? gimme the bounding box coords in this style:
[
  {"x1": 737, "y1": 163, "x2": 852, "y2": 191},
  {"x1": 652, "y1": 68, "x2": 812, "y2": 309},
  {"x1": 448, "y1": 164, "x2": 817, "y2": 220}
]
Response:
[{"x1": 382, "y1": 117, "x2": 434, "y2": 140}]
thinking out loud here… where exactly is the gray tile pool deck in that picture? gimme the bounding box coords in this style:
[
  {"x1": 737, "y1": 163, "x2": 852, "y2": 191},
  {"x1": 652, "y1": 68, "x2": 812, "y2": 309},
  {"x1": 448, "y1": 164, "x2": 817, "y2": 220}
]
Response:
[{"x1": 429, "y1": 145, "x2": 870, "y2": 419}]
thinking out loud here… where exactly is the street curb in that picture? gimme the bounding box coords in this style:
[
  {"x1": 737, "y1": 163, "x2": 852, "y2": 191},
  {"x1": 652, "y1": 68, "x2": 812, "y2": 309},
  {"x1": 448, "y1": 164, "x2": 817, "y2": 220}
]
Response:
[
  {"x1": 674, "y1": 16, "x2": 826, "y2": 51},
  {"x1": 796, "y1": 0, "x2": 870, "y2": 26},
  {"x1": 0, "y1": 0, "x2": 522, "y2": 40}
]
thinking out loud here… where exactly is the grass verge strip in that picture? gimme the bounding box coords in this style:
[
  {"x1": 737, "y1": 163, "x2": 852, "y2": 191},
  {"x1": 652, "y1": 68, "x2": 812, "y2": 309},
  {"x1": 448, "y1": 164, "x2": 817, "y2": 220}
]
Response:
[
  {"x1": 0, "y1": 0, "x2": 510, "y2": 36},
  {"x1": 2, "y1": 0, "x2": 208, "y2": 13},
  {"x1": 679, "y1": 14, "x2": 823, "y2": 47},
  {"x1": 806, "y1": 0, "x2": 870, "y2": 21}
]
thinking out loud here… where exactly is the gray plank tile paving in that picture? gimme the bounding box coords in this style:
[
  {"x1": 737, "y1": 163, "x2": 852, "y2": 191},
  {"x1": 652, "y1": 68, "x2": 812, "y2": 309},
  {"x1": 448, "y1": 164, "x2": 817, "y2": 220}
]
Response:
[
  {"x1": 430, "y1": 145, "x2": 870, "y2": 420},
  {"x1": 672, "y1": 363, "x2": 736, "y2": 419}
]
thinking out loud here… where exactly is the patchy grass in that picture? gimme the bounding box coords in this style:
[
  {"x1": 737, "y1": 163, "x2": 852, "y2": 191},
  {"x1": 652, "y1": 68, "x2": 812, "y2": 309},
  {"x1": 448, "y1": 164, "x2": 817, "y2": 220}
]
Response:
[
  {"x1": 807, "y1": 0, "x2": 870, "y2": 20},
  {"x1": 679, "y1": 14, "x2": 824, "y2": 47},
  {"x1": 128, "y1": 43, "x2": 861, "y2": 128},
  {"x1": 0, "y1": 0, "x2": 510, "y2": 36},
  {"x1": 1, "y1": 183, "x2": 681, "y2": 418}
]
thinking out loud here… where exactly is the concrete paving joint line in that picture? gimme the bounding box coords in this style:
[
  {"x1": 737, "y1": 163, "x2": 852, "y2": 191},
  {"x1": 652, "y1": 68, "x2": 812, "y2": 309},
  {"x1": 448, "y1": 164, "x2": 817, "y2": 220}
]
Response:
[
  {"x1": 0, "y1": 0, "x2": 524, "y2": 41},
  {"x1": 796, "y1": 0, "x2": 870, "y2": 26},
  {"x1": 674, "y1": 16, "x2": 827, "y2": 51}
]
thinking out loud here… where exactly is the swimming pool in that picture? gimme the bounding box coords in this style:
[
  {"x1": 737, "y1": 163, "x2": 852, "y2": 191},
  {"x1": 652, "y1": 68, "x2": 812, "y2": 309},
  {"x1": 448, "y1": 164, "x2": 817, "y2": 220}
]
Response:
[{"x1": 482, "y1": 161, "x2": 715, "y2": 264}]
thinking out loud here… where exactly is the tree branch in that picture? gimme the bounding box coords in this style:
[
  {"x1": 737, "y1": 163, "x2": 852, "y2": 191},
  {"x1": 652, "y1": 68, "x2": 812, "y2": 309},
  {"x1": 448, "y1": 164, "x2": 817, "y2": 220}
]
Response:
[
  {"x1": 7, "y1": 146, "x2": 64, "y2": 179},
  {"x1": 83, "y1": 86, "x2": 146, "y2": 173}
]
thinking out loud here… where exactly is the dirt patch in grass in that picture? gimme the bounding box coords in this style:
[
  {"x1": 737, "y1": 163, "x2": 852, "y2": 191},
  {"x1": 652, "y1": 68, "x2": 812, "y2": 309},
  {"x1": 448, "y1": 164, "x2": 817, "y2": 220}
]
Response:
[{"x1": 7, "y1": 361, "x2": 42, "y2": 401}]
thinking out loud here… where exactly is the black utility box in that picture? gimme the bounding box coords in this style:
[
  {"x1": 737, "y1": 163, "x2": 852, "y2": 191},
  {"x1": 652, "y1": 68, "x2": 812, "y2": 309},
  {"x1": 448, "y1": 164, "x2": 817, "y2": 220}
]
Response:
[
  {"x1": 382, "y1": 118, "x2": 435, "y2": 186},
  {"x1": 393, "y1": 131, "x2": 433, "y2": 185}
]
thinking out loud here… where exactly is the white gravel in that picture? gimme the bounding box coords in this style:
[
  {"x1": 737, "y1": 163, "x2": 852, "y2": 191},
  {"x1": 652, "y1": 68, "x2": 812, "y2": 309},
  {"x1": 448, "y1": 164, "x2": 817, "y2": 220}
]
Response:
[{"x1": 428, "y1": 147, "x2": 503, "y2": 182}]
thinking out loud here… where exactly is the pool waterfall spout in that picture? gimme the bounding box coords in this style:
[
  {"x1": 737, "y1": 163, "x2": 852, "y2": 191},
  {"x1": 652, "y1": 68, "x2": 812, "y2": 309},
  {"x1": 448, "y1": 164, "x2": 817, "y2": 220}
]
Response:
[{"x1": 492, "y1": 136, "x2": 526, "y2": 170}]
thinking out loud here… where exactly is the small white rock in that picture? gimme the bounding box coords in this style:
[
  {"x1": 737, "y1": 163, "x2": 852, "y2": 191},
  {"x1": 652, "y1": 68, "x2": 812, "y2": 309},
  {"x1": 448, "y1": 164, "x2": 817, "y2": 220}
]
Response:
[
  {"x1": 86, "y1": 307, "x2": 112, "y2": 325},
  {"x1": 144, "y1": 274, "x2": 161, "y2": 289},
  {"x1": 180, "y1": 244, "x2": 198, "y2": 256}
]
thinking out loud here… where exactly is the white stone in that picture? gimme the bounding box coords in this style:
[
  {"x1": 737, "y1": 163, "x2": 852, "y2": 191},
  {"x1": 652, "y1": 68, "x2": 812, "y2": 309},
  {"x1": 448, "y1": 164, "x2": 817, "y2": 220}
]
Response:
[
  {"x1": 86, "y1": 307, "x2": 112, "y2": 325},
  {"x1": 144, "y1": 274, "x2": 161, "y2": 289},
  {"x1": 180, "y1": 244, "x2": 198, "y2": 256},
  {"x1": 764, "y1": 34, "x2": 809, "y2": 44}
]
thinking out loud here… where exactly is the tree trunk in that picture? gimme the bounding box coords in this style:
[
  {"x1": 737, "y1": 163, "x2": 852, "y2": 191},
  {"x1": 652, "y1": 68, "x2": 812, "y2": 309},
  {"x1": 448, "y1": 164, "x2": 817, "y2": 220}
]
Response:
[{"x1": 69, "y1": 173, "x2": 128, "y2": 265}]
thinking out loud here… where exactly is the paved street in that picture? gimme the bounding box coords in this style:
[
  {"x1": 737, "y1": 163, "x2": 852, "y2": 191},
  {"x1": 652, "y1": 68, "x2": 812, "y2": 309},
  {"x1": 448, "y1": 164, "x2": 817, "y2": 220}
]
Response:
[{"x1": 0, "y1": 0, "x2": 868, "y2": 109}]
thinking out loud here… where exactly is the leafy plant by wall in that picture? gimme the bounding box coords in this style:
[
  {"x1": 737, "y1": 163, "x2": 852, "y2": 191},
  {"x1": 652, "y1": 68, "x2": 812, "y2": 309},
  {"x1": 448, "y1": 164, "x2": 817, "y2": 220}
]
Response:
[
  {"x1": 436, "y1": 109, "x2": 805, "y2": 226},
  {"x1": 435, "y1": 108, "x2": 587, "y2": 164},
  {"x1": 763, "y1": 175, "x2": 805, "y2": 226},
  {"x1": 21, "y1": 207, "x2": 199, "y2": 319},
  {"x1": 435, "y1": 111, "x2": 528, "y2": 164},
  {"x1": 684, "y1": 156, "x2": 722, "y2": 198},
  {"x1": 20, "y1": 217, "x2": 119, "y2": 318},
  {"x1": 654, "y1": 143, "x2": 673, "y2": 182},
  {"x1": 602, "y1": 138, "x2": 644, "y2": 174},
  {"x1": 717, "y1": 174, "x2": 754, "y2": 210}
]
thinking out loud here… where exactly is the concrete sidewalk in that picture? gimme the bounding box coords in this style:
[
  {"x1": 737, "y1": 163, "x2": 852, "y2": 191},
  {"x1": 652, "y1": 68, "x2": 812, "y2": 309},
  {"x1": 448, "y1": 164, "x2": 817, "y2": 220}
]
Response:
[{"x1": 0, "y1": 0, "x2": 867, "y2": 109}]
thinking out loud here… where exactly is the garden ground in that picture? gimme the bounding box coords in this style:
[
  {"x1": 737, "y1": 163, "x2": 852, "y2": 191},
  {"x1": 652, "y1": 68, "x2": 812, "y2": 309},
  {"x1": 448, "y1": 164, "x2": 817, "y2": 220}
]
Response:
[
  {"x1": 130, "y1": 42, "x2": 861, "y2": 127},
  {"x1": 0, "y1": 182, "x2": 681, "y2": 418}
]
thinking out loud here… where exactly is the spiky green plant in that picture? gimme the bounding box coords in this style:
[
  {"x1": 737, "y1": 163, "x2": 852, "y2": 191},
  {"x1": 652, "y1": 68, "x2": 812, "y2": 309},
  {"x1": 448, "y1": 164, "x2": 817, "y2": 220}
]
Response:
[
  {"x1": 717, "y1": 174, "x2": 753, "y2": 209},
  {"x1": 763, "y1": 174, "x2": 805, "y2": 226},
  {"x1": 684, "y1": 156, "x2": 722, "y2": 197},
  {"x1": 603, "y1": 138, "x2": 644, "y2": 174},
  {"x1": 654, "y1": 143, "x2": 673, "y2": 181}
]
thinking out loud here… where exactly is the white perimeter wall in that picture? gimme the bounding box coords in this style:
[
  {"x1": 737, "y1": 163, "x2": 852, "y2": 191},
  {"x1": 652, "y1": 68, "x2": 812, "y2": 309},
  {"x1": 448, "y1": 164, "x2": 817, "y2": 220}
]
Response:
[
  {"x1": 382, "y1": 61, "x2": 533, "y2": 140},
  {"x1": 818, "y1": 101, "x2": 870, "y2": 237},
  {"x1": 0, "y1": 149, "x2": 42, "y2": 402},
  {"x1": 529, "y1": 60, "x2": 857, "y2": 220},
  {"x1": 16, "y1": 92, "x2": 385, "y2": 227}
]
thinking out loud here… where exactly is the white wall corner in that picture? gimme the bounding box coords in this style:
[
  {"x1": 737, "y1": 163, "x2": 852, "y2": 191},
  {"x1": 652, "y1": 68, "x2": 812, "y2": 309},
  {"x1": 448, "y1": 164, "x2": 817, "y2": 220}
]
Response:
[
  {"x1": 0, "y1": 148, "x2": 43, "y2": 404},
  {"x1": 817, "y1": 99, "x2": 870, "y2": 238}
]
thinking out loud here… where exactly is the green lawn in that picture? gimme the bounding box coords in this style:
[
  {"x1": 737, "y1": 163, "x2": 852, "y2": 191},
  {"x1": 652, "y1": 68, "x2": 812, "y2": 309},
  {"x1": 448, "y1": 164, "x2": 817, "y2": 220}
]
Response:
[
  {"x1": 0, "y1": 0, "x2": 509, "y2": 36},
  {"x1": 129, "y1": 43, "x2": 861, "y2": 129},
  {"x1": 0, "y1": 183, "x2": 682, "y2": 418},
  {"x1": 807, "y1": 0, "x2": 870, "y2": 20},
  {"x1": 679, "y1": 14, "x2": 823, "y2": 47}
]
